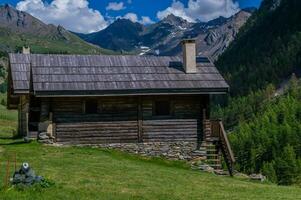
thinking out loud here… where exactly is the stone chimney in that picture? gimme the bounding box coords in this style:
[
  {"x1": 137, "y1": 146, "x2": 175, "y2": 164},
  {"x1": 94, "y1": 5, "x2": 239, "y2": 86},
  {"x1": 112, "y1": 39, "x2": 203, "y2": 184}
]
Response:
[
  {"x1": 22, "y1": 46, "x2": 30, "y2": 54},
  {"x1": 182, "y1": 39, "x2": 196, "y2": 73}
]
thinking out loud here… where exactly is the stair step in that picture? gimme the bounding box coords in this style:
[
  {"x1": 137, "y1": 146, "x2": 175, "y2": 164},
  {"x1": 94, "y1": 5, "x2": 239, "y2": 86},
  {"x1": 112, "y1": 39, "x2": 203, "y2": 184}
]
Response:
[
  {"x1": 198, "y1": 164, "x2": 221, "y2": 167},
  {"x1": 206, "y1": 159, "x2": 221, "y2": 162},
  {"x1": 206, "y1": 148, "x2": 218, "y2": 151},
  {"x1": 201, "y1": 142, "x2": 215, "y2": 145},
  {"x1": 206, "y1": 138, "x2": 220, "y2": 142},
  {"x1": 206, "y1": 164, "x2": 222, "y2": 169},
  {"x1": 206, "y1": 154, "x2": 220, "y2": 157},
  {"x1": 192, "y1": 151, "x2": 206, "y2": 155}
]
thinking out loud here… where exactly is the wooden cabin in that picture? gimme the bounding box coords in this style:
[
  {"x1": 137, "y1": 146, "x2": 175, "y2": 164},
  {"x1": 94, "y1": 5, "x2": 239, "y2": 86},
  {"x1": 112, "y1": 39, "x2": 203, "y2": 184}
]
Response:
[{"x1": 7, "y1": 40, "x2": 235, "y2": 174}]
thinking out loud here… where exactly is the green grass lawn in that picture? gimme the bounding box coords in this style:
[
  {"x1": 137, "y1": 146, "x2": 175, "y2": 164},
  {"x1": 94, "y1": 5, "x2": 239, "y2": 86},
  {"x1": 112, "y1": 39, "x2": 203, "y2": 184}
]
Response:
[{"x1": 0, "y1": 102, "x2": 301, "y2": 199}]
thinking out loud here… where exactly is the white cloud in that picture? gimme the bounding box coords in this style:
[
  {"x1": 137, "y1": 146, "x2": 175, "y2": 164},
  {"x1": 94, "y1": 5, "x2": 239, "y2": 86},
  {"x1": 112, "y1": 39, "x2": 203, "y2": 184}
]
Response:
[
  {"x1": 140, "y1": 16, "x2": 154, "y2": 25},
  {"x1": 157, "y1": 0, "x2": 240, "y2": 22},
  {"x1": 122, "y1": 13, "x2": 154, "y2": 25},
  {"x1": 106, "y1": 2, "x2": 126, "y2": 11},
  {"x1": 16, "y1": 0, "x2": 108, "y2": 33},
  {"x1": 123, "y1": 12, "x2": 138, "y2": 23},
  {"x1": 157, "y1": 1, "x2": 193, "y2": 22}
]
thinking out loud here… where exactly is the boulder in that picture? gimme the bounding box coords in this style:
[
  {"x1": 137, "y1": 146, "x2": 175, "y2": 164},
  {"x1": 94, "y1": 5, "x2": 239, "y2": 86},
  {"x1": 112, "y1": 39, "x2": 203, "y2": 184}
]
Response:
[
  {"x1": 38, "y1": 132, "x2": 49, "y2": 140},
  {"x1": 249, "y1": 174, "x2": 266, "y2": 182},
  {"x1": 12, "y1": 162, "x2": 44, "y2": 186},
  {"x1": 199, "y1": 164, "x2": 215, "y2": 173},
  {"x1": 234, "y1": 172, "x2": 249, "y2": 179},
  {"x1": 214, "y1": 170, "x2": 229, "y2": 176}
]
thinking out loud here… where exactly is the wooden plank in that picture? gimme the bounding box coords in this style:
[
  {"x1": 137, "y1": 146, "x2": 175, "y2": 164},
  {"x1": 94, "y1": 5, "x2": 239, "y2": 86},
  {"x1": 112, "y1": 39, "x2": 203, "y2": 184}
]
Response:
[{"x1": 137, "y1": 96, "x2": 143, "y2": 142}]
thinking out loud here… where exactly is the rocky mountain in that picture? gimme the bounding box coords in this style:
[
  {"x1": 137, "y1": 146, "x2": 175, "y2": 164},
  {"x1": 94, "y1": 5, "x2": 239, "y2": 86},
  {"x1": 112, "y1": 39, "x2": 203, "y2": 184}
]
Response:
[
  {"x1": 216, "y1": 0, "x2": 301, "y2": 96},
  {"x1": 78, "y1": 18, "x2": 144, "y2": 53},
  {"x1": 77, "y1": 9, "x2": 253, "y2": 60},
  {"x1": 0, "y1": 4, "x2": 112, "y2": 54}
]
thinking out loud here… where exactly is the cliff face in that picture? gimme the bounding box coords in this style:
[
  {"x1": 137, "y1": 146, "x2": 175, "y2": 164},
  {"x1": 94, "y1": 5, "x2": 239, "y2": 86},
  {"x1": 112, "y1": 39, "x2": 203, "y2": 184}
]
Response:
[{"x1": 0, "y1": 4, "x2": 61, "y2": 37}]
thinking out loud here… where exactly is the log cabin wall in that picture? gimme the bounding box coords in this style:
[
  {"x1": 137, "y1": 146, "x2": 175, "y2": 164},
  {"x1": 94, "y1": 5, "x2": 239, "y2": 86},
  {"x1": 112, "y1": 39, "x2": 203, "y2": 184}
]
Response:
[
  {"x1": 44, "y1": 94, "x2": 209, "y2": 145},
  {"x1": 51, "y1": 96, "x2": 139, "y2": 144},
  {"x1": 141, "y1": 95, "x2": 206, "y2": 143}
]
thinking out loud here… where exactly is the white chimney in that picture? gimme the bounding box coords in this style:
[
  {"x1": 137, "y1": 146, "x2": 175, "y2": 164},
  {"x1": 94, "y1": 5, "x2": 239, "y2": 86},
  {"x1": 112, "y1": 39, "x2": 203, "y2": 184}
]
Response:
[
  {"x1": 182, "y1": 39, "x2": 197, "y2": 73},
  {"x1": 22, "y1": 46, "x2": 30, "y2": 54}
]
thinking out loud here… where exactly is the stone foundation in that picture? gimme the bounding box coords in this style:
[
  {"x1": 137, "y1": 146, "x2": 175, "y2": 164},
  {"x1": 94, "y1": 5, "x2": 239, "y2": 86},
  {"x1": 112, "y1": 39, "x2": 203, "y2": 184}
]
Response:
[{"x1": 94, "y1": 142, "x2": 200, "y2": 161}]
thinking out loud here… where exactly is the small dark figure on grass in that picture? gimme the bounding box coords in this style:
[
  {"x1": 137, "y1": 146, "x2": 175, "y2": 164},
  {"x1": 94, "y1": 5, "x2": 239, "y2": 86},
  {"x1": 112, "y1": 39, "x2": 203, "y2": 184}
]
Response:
[{"x1": 11, "y1": 162, "x2": 54, "y2": 190}]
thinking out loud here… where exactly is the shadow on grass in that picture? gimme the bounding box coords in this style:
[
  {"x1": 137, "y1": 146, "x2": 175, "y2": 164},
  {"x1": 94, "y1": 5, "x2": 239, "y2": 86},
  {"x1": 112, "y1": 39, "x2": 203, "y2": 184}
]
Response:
[
  {"x1": 0, "y1": 134, "x2": 23, "y2": 140},
  {"x1": 97, "y1": 148, "x2": 191, "y2": 170},
  {"x1": 0, "y1": 136, "x2": 16, "y2": 140},
  {"x1": 0, "y1": 140, "x2": 28, "y2": 146}
]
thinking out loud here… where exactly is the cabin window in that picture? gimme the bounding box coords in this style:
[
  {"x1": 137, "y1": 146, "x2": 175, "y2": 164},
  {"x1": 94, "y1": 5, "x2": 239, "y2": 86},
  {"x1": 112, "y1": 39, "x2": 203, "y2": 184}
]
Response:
[
  {"x1": 153, "y1": 100, "x2": 171, "y2": 116},
  {"x1": 85, "y1": 99, "x2": 98, "y2": 114}
]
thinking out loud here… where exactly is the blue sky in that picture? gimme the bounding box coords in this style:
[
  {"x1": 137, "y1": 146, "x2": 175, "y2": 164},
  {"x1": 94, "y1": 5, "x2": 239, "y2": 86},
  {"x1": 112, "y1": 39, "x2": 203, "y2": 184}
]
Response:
[{"x1": 1, "y1": 0, "x2": 262, "y2": 33}]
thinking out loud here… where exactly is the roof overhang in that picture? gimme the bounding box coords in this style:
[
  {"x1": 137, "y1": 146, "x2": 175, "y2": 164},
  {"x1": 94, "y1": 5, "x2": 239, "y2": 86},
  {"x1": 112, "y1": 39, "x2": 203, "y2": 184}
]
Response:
[{"x1": 34, "y1": 88, "x2": 229, "y2": 97}]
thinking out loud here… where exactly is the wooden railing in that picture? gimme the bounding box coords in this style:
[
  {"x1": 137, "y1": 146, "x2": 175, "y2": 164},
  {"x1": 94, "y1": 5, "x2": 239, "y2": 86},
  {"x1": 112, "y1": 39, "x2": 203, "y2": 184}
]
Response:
[
  {"x1": 210, "y1": 119, "x2": 235, "y2": 176},
  {"x1": 210, "y1": 120, "x2": 221, "y2": 138}
]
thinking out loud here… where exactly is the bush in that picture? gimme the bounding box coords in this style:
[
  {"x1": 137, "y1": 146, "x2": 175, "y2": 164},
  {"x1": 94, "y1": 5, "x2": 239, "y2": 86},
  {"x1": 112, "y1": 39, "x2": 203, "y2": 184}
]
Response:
[
  {"x1": 1, "y1": 98, "x2": 6, "y2": 106},
  {"x1": 262, "y1": 162, "x2": 277, "y2": 183}
]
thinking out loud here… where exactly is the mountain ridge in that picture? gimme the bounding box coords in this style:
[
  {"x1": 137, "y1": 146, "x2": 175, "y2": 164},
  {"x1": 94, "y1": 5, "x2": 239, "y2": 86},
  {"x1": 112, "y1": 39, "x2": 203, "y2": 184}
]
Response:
[
  {"x1": 77, "y1": 9, "x2": 254, "y2": 60},
  {"x1": 0, "y1": 4, "x2": 113, "y2": 54}
]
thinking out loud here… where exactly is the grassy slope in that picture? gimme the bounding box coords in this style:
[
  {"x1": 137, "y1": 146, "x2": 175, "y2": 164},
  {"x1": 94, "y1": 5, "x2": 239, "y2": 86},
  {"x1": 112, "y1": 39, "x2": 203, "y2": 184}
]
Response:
[
  {"x1": 0, "y1": 96, "x2": 300, "y2": 199},
  {"x1": 0, "y1": 27, "x2": 114, "y2": 55},
  {"x1": 0, "y1": 93, "x2": 17, "y2": 135}
]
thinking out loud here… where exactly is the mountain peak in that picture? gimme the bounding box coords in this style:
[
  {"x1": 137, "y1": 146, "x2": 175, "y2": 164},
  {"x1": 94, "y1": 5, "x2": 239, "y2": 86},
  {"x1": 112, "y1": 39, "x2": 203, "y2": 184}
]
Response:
[
  {"x1": 115, "y1": 18, "x2": 134, "y2": 23},
  {"x1": 0, "y1": 5, "x2": 107, "y2": 54},
  {"x1": 162, "y1": 14, "x2": 188, "y2": 24},
  {"x1": 2, "y1": 3, "x2": 14, "y2": 10},
  {"x1": 164, "y1": 14, "x2": 181, "y2": 20},
  {"x1": 113, "y1": 18, "x2": 143, "y2": 26},
  {"x1": 108, "y1": 18, "x2": 144, "y2": 31}
]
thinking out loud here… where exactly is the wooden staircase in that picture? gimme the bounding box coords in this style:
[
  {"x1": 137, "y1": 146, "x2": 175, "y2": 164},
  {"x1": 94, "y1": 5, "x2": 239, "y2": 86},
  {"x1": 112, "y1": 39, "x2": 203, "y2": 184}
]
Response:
[{"x1": 201, "y1": 118, "x2": 235, "y2": 176}]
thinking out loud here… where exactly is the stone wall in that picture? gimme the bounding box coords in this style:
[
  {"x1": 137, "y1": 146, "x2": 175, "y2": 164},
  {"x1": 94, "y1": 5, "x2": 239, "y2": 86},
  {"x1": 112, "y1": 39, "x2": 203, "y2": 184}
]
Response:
[{"x1": 95, "y1": 142, "x2": 200, "y2": 161}]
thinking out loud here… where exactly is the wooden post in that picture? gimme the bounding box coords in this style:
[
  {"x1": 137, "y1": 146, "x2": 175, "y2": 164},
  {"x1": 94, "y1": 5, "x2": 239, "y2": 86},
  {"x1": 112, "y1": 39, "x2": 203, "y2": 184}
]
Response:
[
  {"x1": 53, "y1": 123, "x2": 57, "y2": 142},
  {"x1": 49, "y1": 112, "x2": 53, "y2": 122},
  {"x1": 26, "y1": 112, "x2": 29, "y2": 137},
  {"x1": 202, "y1": 109, "x2": 207, "y2": 121},
  {"x1": 204, "y1": 94, "x2": 210, "y2": 119},
  {"x1": 137, "y1": 96, "x2": 143, "y2": 142},
  {"x1": 202, "y1": 109, "x2": 208, "y2": 141}
]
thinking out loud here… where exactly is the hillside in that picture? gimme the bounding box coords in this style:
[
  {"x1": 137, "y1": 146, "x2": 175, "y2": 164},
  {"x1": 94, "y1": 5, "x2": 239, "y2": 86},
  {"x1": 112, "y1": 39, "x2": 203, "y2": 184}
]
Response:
[
  {"x1": 211, "y1": 0, "x2": 301, "y2": 186},
  {"x1": 227, "y1": 77, "x2": 301, "y2": 186},
  {"x1": 216, "y1": 0, "x2": 301, "y2": 96},
  {"x1": 0, "y1": 4, "x2": 112, "y2": 55},
  {"x1": 77, "y1": 10, "x2": 252, "y2": 60},
  {"x1": 0, "y1": 115, "x2": 300, "y2": 199}
]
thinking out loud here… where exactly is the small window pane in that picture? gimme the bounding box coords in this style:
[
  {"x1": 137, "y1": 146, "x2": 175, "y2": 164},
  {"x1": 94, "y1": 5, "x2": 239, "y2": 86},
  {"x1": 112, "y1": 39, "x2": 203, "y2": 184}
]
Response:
[
  {"x1": 85, "y1": 99, "x2": 98, "y2": 114},
  {"x1": 154, "y1": 101, "x2": 170, "y2": 116}
]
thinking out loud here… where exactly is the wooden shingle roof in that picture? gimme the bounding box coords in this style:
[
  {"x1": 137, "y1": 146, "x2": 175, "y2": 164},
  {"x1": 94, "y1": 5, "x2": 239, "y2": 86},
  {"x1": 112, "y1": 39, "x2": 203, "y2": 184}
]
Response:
[{"x1": 9, "y1": 54, "x2": 229, "y2": 96}]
